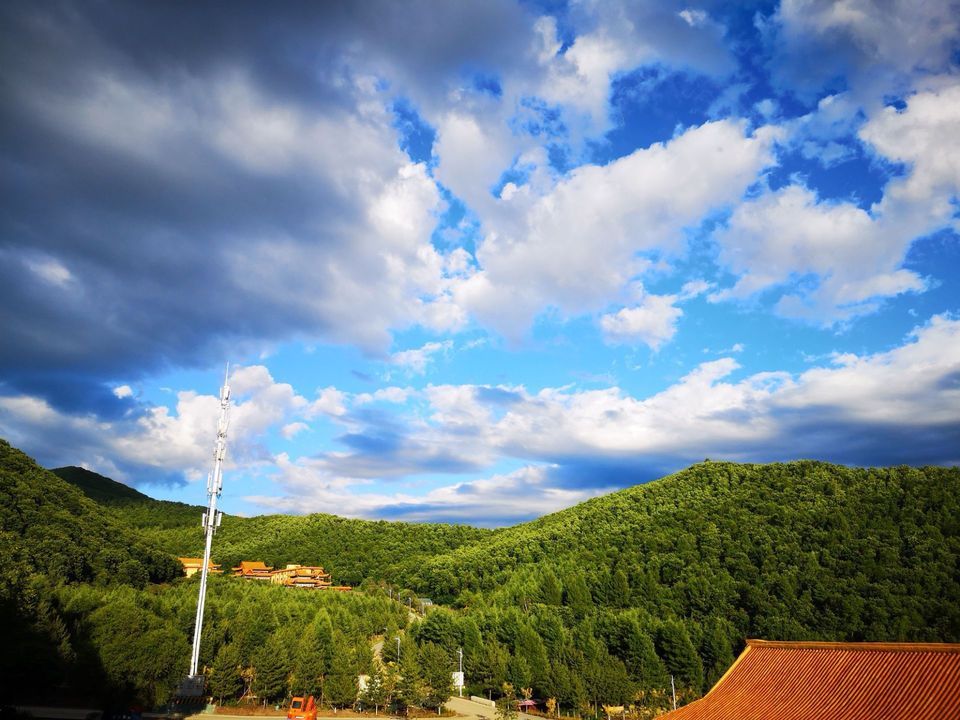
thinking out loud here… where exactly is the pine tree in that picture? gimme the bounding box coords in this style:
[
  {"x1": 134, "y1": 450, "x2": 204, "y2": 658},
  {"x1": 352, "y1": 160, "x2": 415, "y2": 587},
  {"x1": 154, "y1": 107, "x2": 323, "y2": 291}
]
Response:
[
  {"x1": 700, "y1": 618, "x2": 735, "y2": 692},
  {"x1": 655, "y1": 620, "x2": 703, "y2": 693},
  {"x1": 420, "y1": 642, "x2": 453, "y2": 710},
  {"x1": 327, "y1": 670, "x2": 358, "y2": 709},
  {"x1": 564, "y1": 574, "x2": 593, "y2": 618},
  {"x1": 623, "y1": 620, "x2": 668, "y2": 693},
  {"x1": 209, "y1": 643, "x2": 243, "y2": 704},
  {"x1": 313, "y1": 611, "x2": 335, "y2": 677},
  {"x1": 513, "y1": 623, "x2": 548, "y2": 693},
  {"x1": 506, "y1": 653, "x2": 531, "y2": 692},
  {"x1": 540, "y1": 569, "x2": 563, "y2": 606},
  {"x1": 291, "y1": 632, "x2": 324, "y2": 697},
  {"x1": 397, "y1": 641, "x2": 425, "y2": 711},
  {"x1": 475, "y1": 641, "x2": 509, "y2": 698},
  {"x1": 252, "y1": 634, "x2": 289, "y2": 704},
  {"x1": 610, "y1": 569, "x2": 630, "y2": 609}
]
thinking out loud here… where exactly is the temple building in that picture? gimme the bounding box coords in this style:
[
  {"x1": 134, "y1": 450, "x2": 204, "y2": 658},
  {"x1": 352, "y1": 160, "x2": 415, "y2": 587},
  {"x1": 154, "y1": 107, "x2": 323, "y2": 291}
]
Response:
[
  {"x1": 231, "y1": 560, "x2": 274, "y2": 579},
  {"x1": 230, "y1": 560, "x2": 351, "y2": 590},
  {"x1": 660, "y1": 639, "x2": 960, "y2": 720},
  {"x1": 269, "y1": 564, "x2": 332, "y2": 589},
  {"x1": 178, "y1": 557, "x2": 222, "y2": 578}
]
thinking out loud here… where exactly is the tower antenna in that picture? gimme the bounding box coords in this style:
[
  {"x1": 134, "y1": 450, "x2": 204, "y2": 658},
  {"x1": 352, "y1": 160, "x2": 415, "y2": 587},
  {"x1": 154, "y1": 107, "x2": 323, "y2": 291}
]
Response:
[{"x1": 181, "y1": 364, "x2": 230, "y2": 695}]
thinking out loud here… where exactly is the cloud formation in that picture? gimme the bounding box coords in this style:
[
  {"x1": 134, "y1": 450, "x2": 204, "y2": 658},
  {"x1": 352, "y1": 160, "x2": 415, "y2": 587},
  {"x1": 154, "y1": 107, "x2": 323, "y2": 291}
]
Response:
[
  {"x1": 2, "y1": 1, "x2": 958, "y2": 525},
  {"x1": 454, "y1": 120, "x2": 778, "y2": 337},
  {"x1": 5, "y1": 316, "x2": 956, "y2": 523},
  {"x1": 253, "y1": 314, "x2": 960, "y2": 522}
]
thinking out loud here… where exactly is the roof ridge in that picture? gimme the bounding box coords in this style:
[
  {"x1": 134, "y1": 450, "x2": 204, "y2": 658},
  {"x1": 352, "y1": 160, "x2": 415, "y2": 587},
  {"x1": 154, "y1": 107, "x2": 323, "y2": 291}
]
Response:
[{"x1": 746, "y1": 639, "x2": 960, "y2": 653}]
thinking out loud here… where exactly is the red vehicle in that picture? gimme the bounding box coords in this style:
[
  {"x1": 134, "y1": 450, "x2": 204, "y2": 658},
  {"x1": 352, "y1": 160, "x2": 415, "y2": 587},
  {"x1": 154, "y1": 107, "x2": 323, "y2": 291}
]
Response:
[{"x1": 287, "y1": 696, "x2": 317, "y2": 720}]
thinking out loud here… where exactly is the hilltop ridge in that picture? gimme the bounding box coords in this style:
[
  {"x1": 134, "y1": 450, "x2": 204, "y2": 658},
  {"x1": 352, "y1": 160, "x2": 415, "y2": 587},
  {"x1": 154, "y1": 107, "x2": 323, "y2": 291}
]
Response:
[{"x1": 52, "y1": 465, "x2": 154, "y2": 504}]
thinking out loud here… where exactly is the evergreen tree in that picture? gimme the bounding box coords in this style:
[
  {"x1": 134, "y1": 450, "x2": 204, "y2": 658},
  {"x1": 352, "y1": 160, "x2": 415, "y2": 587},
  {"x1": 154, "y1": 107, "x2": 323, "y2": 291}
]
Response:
[
  {"x1": 353, "y1": 634, "x2": 374, "y2": 675},
  {"x1": 252, "y1": 633, "x2": 289, "y2": 704},
  {"x1": 419, "y1": 609, "x2": 460, "y2": 649},
  {"x1": 326, "y1": 670, "x2": 357, "y2": 709},
  {"x1": 475, "y1": 640, "x2": 509, "y2": 698},
  {"x1": 610, "y1": 569, "x2": 630, "y2": 609},
  {"x1": 513, "y1": 623, "x2": 549, "y2": 693},
  {"x1": 420, "y1": 642, "x2": 453, "y2": 710},
  {"x1": 460, "y1": 616, "x2": 483, "y2": 660},
  {"x1": 589, "y1": 651, "x2": 633, "y2": 705},
  {"x1": 700, "y1": 618, "x2": 735, "y2": 692},
  {"x1": 235, "y1": 599, "x2": 274, "y2": 667},
  {"x1": 624, "y1": 622, "x2": 668, "y2": 693},
  {"x1": 540, "y1": 569, "x2": 563, "y2": 606},
  {"x1": 397, "y1": 641, "x2": 425, "y2": 710},
  {"x1": 506, "y1": 653, "x2": 531, "y2": 693},
  {"x1": 209, "y1": 643, "x2": 243, "y2": 704},
  {"x1": 655, "y1": 621, "x2": 703, "y2": 693},
  {"x1": 291, "y1": 632, "x2": 324, "y2": 697},
  {"x1": 564, "y1": 574, "x2": 593, "y2": 618},
  {"x1": 312, "y1": 611, "x2": 335, "y2": 677}
]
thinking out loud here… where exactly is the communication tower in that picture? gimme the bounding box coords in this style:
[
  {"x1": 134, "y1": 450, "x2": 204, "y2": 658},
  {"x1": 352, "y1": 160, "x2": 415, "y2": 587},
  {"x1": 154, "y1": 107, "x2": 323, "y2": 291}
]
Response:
[{"x1": 179, "y1": 365, "x2": 230, "y2": 696}]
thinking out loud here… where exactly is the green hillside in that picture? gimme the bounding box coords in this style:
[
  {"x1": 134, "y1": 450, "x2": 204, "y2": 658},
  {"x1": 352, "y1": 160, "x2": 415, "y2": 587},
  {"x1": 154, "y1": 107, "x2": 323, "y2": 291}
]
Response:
[
  {"x1": 52, "y1": 465, "x2": 153, "y2": 504},
  {"x1": 6, "y1": 439, "x2": 960, "y2": 713},
  {"x1": 53, "y1": 465, "x2": 494, "y2": 585},
  {"x1": 412, "y1": 461, "x2": 960, "y2": 638},
  {"x1": 2, "y1": 440, "x2": 408, "y2": 707},
  {"x1": 0, "y1": 440, "x2": 184, "y2": 701},
  {"x1": 138, "y1": 512, "x2": 493, "y2": 585},
  {"x1": 0, "y1": 440, "x2": 182, "y2": 586},
  {"x1": 53, "y1": 464, "x2": 208, "y2": 530}
]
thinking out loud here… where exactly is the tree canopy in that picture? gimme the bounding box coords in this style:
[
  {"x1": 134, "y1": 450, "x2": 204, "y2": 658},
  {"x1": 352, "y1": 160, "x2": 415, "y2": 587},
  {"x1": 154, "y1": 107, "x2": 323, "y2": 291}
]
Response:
[{"x1": 4, "y1": 439, "x2": 959, "y2": 713}]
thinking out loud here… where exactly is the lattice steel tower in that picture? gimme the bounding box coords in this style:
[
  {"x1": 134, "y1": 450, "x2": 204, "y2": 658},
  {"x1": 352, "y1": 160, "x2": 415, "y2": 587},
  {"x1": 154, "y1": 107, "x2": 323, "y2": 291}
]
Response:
[{"x1": 182, "y1": 366, "x2": 230, "y2": 693}]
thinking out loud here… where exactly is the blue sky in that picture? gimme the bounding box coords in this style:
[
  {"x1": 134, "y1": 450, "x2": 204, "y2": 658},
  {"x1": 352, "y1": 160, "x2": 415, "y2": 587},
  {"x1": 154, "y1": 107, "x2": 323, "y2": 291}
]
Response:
[{"x1": 1, "y1": 0, "x2": 958, "y2": 526}]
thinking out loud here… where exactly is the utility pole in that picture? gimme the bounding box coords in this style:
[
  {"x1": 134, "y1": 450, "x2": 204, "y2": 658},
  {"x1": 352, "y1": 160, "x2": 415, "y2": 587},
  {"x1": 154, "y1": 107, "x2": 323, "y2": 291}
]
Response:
[
  {"x1": 182, "y1": 366, "x2": 230, "y2": 694},
  {"x1": 458, "y1": 647, "x2": 463, "y2": 697}
]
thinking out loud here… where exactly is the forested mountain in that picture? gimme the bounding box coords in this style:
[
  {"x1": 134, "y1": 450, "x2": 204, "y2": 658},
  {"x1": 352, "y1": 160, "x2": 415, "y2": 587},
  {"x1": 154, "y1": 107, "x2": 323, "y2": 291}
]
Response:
[
  {"x1": 53, "y1": 464, "x2": 211, "y2": 530},
  {"x1": 412, "y1": 460, "x2": 960, "y2": 640},
  {"x1": 396, "y1": 461, "x2": 960, "y2": 713},
  {"x1": 1, "y1": 442, "x2": 409, "y2": 706},
  {"x1": 52, "y1": 465, "x2": 156, "y2": 504},
  {"x1": 4, "y1": 438, "x2": 959, "y2": 713},
  {"x1": 0, "y1": 440, "x2": 183, "y2": 701},
  {"x1": 1, "y1": 441, "x2": 182, "y2": 586},
  {"x1": 137, "y1": 513, "x2": 493, "y2": 586},
  {"x1": 55, "y1": 465, "x2": 492, "y2": 585}
]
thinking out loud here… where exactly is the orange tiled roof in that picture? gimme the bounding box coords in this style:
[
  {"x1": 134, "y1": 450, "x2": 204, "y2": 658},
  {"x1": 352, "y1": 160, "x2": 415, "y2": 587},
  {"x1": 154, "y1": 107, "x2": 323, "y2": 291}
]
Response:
[
  {"x1": 660, "y1": 639, "x2": 960, "y2": 720},
  {"x1": 233, "y1": 561, "x2": 272, "y2": 572}
]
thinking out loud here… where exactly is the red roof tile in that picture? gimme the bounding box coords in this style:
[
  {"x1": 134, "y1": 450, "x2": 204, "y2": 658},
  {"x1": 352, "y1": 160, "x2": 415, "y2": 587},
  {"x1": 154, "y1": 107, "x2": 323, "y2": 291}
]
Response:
[{"x1": 660, "y1": 639, "x2": 960, "y2": 720}]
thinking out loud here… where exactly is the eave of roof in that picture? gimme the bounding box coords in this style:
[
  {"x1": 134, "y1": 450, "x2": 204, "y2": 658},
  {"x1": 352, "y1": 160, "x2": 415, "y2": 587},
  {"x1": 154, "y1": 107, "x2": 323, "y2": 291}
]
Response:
[{"x1": 661, "y1": 640, "x2": 960, "y2": 720}]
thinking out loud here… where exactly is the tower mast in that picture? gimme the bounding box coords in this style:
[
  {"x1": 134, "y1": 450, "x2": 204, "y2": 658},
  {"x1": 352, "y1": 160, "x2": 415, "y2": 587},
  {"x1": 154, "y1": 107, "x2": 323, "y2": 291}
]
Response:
[{"x1": 186, "y1": 365, "x2": 231, "y2": 687}]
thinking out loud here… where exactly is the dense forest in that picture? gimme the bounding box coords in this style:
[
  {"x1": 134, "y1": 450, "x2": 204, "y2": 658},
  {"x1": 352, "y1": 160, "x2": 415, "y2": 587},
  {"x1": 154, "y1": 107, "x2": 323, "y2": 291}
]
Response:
[
  {"x1": 3, "y1": 438, "x2": 959, "y2": 714},
  {"x1": 53, "y1": 465, "x2": 491, "y2": 586}
]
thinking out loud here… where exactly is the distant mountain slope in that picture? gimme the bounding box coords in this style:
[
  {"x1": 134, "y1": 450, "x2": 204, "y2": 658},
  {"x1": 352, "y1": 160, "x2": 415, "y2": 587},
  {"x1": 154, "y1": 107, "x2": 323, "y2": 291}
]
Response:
[
  {"x1": 46, "y1": 445, "x2": 960, "y2": 643},
  {"x1": 52, "y1": 460, "x2": 494, "y2": 585},
  {"x1": 411, "y1": 460, "x2": 960, "y2": 641},
  {"x1": 52, "y1": 465, "x2": 152, "y2": 504},
  {"x1": 53, "y1": 465, "x2": 209, "y2": 530},
  {"x1": 0, "y1": 439, "x2": 181, "y2": 585},
  {"x1": 141, "y1": 511, "x2": 495, "y2": 585}
]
